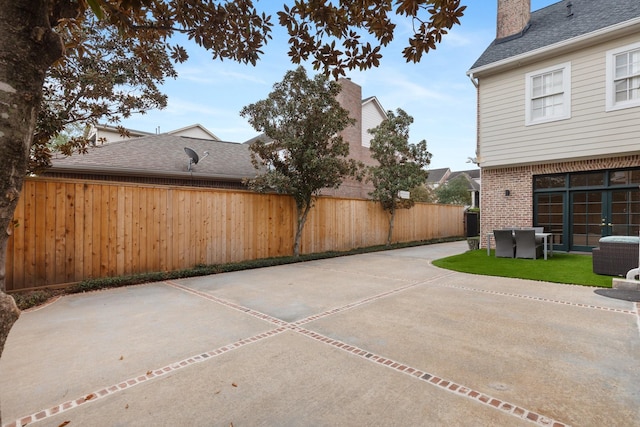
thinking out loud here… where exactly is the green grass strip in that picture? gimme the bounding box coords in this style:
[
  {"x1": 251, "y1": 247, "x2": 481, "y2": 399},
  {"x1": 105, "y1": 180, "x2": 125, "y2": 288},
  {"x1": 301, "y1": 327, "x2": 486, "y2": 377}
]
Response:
[{"x1": 432, "y1": 249, "x2": 613, "y2": 288}]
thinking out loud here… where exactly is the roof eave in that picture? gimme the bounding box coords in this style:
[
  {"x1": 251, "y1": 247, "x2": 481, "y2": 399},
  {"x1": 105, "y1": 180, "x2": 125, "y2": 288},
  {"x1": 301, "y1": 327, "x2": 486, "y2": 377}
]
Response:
[
  {"x1": 467, "y1": 17, "x2": 640, "y2": 78},
  {"x1": 46, "y1": 165, "x2": 250, "y2": 182}
]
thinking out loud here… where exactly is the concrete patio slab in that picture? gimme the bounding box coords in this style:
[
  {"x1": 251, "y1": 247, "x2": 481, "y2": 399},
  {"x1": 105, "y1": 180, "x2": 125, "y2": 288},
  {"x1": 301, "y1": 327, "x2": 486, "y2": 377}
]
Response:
[
  {"x1": 0, "y1": 283, "x2": 273, "y2": 422},
  {"x1": 1, "y1": 241, "x2": 638, "y2": 427},
  {"x1": 306, "y1": 276, "x2": 640, "y2": 426},
  {"x1": 40, "y1": 331, "x2": 529, "y2": 427}
]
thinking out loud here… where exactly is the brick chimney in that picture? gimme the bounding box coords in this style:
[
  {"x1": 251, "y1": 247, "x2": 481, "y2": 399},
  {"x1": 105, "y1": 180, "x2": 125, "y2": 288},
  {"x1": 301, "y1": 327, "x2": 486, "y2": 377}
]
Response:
[{"x1": 496, "y1": 0, "x2": 531, "y2": 39}]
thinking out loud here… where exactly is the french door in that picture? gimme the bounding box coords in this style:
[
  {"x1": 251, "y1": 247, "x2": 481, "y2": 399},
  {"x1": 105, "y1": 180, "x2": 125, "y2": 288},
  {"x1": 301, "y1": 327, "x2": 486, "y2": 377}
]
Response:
[
  {"x1": 535, "y1": 169, "x2": 640, "y2": 252},
  {"x1": 570, "y1": 190, "x2": 640, "y2": 251},
  {"x1": 535, "y1": 186, "x2": 640, "y2": 252}
]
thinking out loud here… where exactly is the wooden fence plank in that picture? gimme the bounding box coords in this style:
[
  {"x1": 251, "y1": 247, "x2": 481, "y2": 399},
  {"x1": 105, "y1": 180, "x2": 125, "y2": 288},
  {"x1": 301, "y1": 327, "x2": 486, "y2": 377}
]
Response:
[
  {"x1": 64, "y1": 183, "x2": 75, "y2": 283},
  {"x1": 22, "y1": 181, "x2": 37, "y2": 288},
  {"x1": 73, "y1": 183, "x2": 85, "y2": 282},
  {"x1": 83, "y1": 183, "x2": 94, "y2": 280}
]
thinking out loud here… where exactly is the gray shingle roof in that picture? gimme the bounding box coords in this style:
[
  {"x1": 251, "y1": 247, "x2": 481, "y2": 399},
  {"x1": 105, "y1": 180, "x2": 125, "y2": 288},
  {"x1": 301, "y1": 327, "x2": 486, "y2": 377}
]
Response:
[
  {"x1": 470, "y1": 0, "x2": 640, "y2": 70},
  {"x1": 49, "y1": 134, "x2": 259, "y2": 181},
  {"x1": 426, "y1": 167, "x2": 450, "y2": 184}
]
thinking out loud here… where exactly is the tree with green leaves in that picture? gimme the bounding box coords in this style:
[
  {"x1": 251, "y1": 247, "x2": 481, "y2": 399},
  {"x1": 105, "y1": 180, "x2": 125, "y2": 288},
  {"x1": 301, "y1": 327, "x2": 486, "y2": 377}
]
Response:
[
  {"x1": 410, "y1": 183, "x2": 437, "y2": 203},
  {"x1": 367, "y1": 109, "x2": 431, "y2": 247},
  {"x1": 0, "y1": 0, "x2": 465, "y2": 383},
  {"x1": 240, "y1": 67, "x2": 361, "y2": 257},
  {"x1": 435, "y1": 174, "x2": 472, "y2": 205}
]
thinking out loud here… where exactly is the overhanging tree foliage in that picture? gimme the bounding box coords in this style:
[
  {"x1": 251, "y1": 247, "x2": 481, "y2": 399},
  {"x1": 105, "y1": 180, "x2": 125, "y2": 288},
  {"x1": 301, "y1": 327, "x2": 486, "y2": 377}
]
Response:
[
  {"x1": 240, "y1": 67, "x2": 361, "y2": 257},
  {"x1": 367, "y1": 109, "x2": 431, "y2": 247},
  {"x1": 0, "y1": 0, "x2": 465, "y2": 392},
  {"x1": 32, "y1": 13, "x2": 176, "y2": 172}
]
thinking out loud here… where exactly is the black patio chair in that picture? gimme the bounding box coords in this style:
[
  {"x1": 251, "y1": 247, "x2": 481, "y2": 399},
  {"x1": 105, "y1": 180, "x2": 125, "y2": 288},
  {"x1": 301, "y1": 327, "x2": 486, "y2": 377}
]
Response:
[
  {"x1": 514, "y1": 229, "x2": 543, "y2": 259},
  {"x1": 494, "y1": 229, "x2": 515, "y2": 258}
]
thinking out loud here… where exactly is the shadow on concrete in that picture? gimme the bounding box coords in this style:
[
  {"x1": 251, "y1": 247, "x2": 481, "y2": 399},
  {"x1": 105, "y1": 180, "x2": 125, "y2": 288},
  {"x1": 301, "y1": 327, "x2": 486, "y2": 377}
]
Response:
[{"x1": 594, "y1": 288, "x2": 640, "y2": 302}]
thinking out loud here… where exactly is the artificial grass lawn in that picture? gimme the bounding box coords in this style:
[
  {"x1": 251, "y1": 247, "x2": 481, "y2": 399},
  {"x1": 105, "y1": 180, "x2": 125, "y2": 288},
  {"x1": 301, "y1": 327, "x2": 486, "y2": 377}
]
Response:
[{"x1": 432, "y1": 249, "x2": 614, "y2": 288}]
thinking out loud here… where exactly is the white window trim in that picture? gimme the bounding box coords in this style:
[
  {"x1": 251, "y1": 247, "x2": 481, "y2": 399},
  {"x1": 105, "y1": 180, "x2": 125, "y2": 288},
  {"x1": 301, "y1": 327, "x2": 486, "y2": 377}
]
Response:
[
  {"x1": 525, "y1": 62, "x2": 572, "y2": 126},
  {"x1": 605, "y1": 41, "x2": 640, "y2": 112}
]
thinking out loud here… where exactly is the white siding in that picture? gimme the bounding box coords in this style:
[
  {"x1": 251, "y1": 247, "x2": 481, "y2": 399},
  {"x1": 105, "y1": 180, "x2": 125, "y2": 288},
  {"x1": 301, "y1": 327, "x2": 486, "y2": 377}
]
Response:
[
  {"x1": 478, "y1": 33, "x2": 640, "y2": 168},
  {"x1": 361, "y1": 101, "x2": 386, "y2": 147},
  {"x1": 169, "y1": 126, "x2": 219, "y2": 140}
]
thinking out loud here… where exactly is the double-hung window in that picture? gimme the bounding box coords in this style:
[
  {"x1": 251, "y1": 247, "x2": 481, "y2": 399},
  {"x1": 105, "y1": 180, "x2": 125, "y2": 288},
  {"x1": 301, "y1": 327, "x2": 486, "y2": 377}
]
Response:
[
  {"x1": 606, "y1": 42, "x2": 640, "y2": 111},
  {"x1": 525, "y1": 62, "x2": 571, "y2": 125}
]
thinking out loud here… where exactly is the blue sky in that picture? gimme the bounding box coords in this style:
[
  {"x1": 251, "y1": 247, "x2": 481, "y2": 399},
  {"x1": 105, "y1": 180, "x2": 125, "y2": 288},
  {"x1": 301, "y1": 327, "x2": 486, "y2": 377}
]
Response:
[{"x1": 120, "y1": 0, "x2": 558, "y2": 172}]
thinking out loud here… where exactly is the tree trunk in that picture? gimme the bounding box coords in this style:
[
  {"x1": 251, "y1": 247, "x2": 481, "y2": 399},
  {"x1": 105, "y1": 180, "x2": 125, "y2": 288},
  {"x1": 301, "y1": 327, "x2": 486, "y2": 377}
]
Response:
[
  {"x1": 0, "y1": 3, "x2": 65, "y2": 422},
  {"x1": 386, "y1": 206, "x2": 396, "y2": 247},
  {"x1": 293, "y1": 202, "x2": 312, "y2": 257}
]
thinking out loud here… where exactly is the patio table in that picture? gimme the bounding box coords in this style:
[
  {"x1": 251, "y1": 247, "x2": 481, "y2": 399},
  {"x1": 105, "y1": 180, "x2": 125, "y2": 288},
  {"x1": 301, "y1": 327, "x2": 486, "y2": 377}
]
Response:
[{"x1": 486, "y1": 231, "x2": 553, "y2": 260}]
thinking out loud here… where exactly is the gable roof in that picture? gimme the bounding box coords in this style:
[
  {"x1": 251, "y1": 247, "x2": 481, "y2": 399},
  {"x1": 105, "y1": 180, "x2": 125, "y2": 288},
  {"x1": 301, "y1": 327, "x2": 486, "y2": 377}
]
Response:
[
  {"x1": 167, "y1": 123, "x2": 220, "y2": 140},
  {"x1": 426, "y1": 168, "x2": 450, "y2": 184},
  {"x1": 362, "y1": 96, "x2": 387, "y2": 117},
  {"x1": 469, "y1": 0, "x2": 640, "y2": 72},
  {"x1": 48, "y1": 134, "x2": 259, "y2": 181}
]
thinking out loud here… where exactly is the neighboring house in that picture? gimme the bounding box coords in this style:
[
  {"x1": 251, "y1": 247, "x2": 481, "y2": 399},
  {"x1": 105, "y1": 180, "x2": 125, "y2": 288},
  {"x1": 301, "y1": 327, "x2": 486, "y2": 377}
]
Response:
[
  {"x1": 426, "y1": 167, "x2": 481, "y2": 208},
  {"x1": 245, "y1": 78, "x2": 387, "y2": 199},
  {"x1": 448, "y1": 169, "x2": 481, "y2": 208},
  {"x1": 89, "y1": 123, "x2": 220, "y2": 145},
  {"x1": 467, "y1": 0, "x2": 640, "y2": 252},
  {"x1": 45, "y1": 134, "x2": 259, "y2": 189},
  {"x1": 425, "y1": 167, "x2": 452, "y2": 188},
  {"x1": 361, "y1": 95, "x2": 387, "y2": 149},
  {"x1": 52, "y1": 81, "x2": 387, "y2": 196}
]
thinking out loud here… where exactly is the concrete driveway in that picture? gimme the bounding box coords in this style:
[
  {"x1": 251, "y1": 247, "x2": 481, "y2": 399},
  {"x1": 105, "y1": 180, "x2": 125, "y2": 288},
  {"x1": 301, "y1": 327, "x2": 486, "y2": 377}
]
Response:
[{"x1": 1, "y1": 241, "x2": 639, "y2": 427}]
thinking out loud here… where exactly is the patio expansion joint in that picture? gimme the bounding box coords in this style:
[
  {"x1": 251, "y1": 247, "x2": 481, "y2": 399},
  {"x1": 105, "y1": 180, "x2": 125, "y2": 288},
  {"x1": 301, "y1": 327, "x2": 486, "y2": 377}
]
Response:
[
  {"x1": 164, "y1": 280, "x2": 290, "y2": 327},
  {"x1": 295, "y1": 327, "x2": 572, "y2": 427},
  {"x1": 293, "y1": 272, "x2": 457, "y2": 326},
  {"x1": 436, "y1": 283, "x2": 636, "y2": 315},
  {"x1": 1, "y1": 326, "x2": 289, "y2": 427}
]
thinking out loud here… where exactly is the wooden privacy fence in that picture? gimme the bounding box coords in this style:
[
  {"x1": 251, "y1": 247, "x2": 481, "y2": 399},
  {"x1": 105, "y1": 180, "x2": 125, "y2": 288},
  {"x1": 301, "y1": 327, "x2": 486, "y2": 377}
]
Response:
[{"x1": 6, "y1": 177, "x2": 464, "y2": 292}]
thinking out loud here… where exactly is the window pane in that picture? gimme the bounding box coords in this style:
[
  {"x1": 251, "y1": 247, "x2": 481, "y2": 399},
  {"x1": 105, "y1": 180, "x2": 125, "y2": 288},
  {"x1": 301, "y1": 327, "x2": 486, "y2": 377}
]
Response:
[
  {"x1": 552, "y1": 70, "x2": 563, "y2": 92},
  {"x1": 629, "y1": 49, "x2": 640, "y2": 75},
  {"x1": 632, "y1": 76, "x2": 640, "y2": 100},
  {"x1": 535, "y1": 174, "x2": 566, "y2": 189},
  {"x1": 532, "y1": 76, "x2": 543, "y2": 97},
  {"x1": 610, "y1": 170, "x2": 628, "y2": 185},
  {"x1": 570, "y1": 172, "x2": 604, "y2": 187},
  {"x1": 615, "y1": 53, "x2": 629, "y2": 79}
]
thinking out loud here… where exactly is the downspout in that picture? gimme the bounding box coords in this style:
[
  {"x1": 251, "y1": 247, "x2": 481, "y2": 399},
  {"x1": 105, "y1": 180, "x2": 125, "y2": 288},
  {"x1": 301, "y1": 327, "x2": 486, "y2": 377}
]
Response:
[
  {"x1": 468, "y1": 71, "x2": 482, "y2": 237},
  {"x1": 467, "y1": 72, "x2": 478, "y2": 89},
  {"x1": 467, "y1": 72, "x2": 480, "y2": 165}
]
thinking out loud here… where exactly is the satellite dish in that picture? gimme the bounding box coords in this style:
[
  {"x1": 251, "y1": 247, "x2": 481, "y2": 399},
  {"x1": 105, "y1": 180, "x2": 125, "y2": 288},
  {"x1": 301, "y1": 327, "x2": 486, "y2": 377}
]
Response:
[{"x1": 184, "y1": 147, "x2": 210, "y2": 172}]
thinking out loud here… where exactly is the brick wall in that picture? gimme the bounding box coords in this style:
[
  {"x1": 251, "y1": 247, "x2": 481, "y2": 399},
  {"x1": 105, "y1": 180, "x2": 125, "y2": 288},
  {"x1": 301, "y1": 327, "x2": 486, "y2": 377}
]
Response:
[
  {"x1": 497, "y1": 0, "x2": 530, "y2": 39},
  {"x1": 480, "y1": 154, "x2": 640, "y2": 246},
  {"x1": 322, "y1": 78, "x2": 376, "y2": 199},
  {"x1": 481, "y1": 166, "x2": 534, "y2": 239}
]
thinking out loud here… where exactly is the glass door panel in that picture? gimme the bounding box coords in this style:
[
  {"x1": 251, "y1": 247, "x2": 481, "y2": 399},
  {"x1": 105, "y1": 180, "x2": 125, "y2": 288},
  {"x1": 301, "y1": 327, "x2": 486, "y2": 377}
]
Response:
[
  {"x1": 571, "y1": 191, "x2": 602, "y2": 250},
  {"x1": 535, "y1": 192, "x2": 565, "y2": 251},
  {"x1": 609, "y1": 189, "x2": 640, "y2": 236}
]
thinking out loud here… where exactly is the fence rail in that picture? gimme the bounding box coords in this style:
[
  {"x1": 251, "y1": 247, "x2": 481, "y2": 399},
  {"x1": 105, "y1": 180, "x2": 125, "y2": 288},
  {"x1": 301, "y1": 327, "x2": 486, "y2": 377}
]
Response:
[{"x1": 6, "y1": 177, "x2": 464, "y2": 292}]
